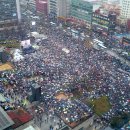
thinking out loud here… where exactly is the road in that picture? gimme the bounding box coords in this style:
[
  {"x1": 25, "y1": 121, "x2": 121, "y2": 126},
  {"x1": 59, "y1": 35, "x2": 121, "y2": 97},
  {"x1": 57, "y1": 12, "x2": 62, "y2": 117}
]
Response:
[
  {"x1": 93, "y1": 44, "x2": 130, "y2": 68},
  {"x1": 106, "y1": 49, "x2": 130, "y2": 66},
  {"x1": 34, "y1": 113, "x2": 66, "y2": 130}
]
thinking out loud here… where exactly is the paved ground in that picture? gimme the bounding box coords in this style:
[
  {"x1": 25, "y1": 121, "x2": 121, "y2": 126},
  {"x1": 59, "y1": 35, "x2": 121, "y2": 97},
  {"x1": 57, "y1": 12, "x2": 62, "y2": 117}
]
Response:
[
  {"x1": 34, "y1": 112, "x2": 103, "y2": 130},
  {"x1": 93, "y1": 44, "x2": 130, "y2": 67},
  {"x1": 34, "y1": 113, "x2": 66, "y2": 130}
]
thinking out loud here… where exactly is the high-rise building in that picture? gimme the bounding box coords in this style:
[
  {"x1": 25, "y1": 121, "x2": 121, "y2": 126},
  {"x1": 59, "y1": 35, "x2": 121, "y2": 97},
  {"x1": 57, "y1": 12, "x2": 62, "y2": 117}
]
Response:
[
  {"x1": 48, "y1": 0, "x2": 71, "y2": 18},
  {"x1": 0, "y1": 0, "x2": 21, "y2": 29},
  {"x1": 120, "y1": 0, "x2": 130, "y2": 19},
  {"x1": 20, "y1": 0, "x2": 36, "y2": 12},
  {"x1": 70, "y1": 0, "x2": 93, "y2": 27},
  {"x1": 27, "y1": 0, "x2": 36, "y2": 12},
  {"x1": 36, "y1": 0, "x2": 48, "y2": 15}
]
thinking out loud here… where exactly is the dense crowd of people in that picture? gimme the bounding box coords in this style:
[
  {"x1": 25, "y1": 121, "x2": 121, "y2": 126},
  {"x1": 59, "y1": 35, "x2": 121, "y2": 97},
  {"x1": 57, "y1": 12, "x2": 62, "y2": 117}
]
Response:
[{"x1": 0, "y1": 20, "x2": 130, "y2": 129}]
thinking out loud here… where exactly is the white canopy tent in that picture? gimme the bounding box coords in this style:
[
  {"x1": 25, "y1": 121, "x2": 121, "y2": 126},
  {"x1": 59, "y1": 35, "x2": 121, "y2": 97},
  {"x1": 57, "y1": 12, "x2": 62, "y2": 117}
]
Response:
[
  {"x1": 13, "y1": 49, "x2": 24, "y2": 62},
  {"x1": 62, "y1": 48, "x2": 70, "y2": 54},
  {"x1": 29, "y1": 32, "x2": 47, "y2": 39}
]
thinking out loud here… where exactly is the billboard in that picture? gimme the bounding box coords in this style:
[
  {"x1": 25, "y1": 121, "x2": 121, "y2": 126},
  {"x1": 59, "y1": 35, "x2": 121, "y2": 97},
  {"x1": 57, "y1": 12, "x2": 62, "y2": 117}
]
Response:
[
  {"x1": 36, "y1": 0, "x2": 47, "y2": 15},
  {"x1": 92, "y1": 13, "x2": 116, "y2": 31}
]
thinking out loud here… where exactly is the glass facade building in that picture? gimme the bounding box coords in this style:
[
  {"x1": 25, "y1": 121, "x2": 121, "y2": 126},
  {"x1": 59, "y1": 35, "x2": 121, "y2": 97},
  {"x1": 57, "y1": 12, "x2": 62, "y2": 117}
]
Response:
[
  {"x1": 70, "y1": 0, "x2": 93, "y2": 23},
  {"x1": 0, "y1": 0, "x2": 21, "y2": 39},
  {"x1": 0, "y1": 0, "x2": 21, "y2": 27},
  {"x1": 0, "y1": 0, "x2": 18, "y2": 21}
]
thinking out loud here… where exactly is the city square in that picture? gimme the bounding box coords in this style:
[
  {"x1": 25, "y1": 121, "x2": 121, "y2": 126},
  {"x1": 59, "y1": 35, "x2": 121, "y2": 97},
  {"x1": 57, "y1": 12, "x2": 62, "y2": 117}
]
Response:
[{"x1": 0, "y1": 0, "x2": 130, "y2": 130}]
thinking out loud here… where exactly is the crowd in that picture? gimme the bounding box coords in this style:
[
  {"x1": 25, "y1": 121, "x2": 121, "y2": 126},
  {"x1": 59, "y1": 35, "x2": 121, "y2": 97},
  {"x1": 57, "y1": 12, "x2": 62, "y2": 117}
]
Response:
[{"x1": 0, "y1": 20, "x2": 130, "y2": 129}]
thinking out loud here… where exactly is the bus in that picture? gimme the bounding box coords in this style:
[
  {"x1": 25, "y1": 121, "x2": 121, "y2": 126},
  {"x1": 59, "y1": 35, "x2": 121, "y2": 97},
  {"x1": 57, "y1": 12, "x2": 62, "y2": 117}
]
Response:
[{"x1": 93, "y1": 39, "x2": 107, "y2": 49}]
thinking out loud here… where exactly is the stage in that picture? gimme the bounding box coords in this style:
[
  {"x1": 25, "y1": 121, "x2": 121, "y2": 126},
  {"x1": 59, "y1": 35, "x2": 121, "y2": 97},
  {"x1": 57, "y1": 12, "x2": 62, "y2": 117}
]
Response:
[{"x1": 55, "y1": 92, "x2": 68, "y2": 101}]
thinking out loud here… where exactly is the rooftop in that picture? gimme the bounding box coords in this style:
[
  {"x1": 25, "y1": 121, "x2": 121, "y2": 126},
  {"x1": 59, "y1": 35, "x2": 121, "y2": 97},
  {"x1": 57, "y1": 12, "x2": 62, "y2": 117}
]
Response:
[
  {"x1": 7, "y1": 108, "x2": 33, "y2": 129},
  {"x1": 0, "y1": 106, "x2": 14, "y2": 130}
]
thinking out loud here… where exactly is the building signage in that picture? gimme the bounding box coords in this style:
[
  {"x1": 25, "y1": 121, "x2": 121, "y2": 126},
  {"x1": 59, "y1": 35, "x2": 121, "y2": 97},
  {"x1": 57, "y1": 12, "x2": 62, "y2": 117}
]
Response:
[
  {"x1": 92, "y1": 13, "x2": 116, "y2": 31},
  {"x1": 92, "y1": 13, "x2": 110, "y2": 29}
]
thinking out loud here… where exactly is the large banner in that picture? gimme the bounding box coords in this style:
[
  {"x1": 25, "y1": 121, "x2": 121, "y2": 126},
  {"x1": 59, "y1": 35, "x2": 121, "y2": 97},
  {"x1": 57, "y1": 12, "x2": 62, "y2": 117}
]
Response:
[
  {"x1": 0, "y1": 39, "x2": 20, "y2": 48},
  {"x1": 0, "y1": 39, "x2": 18, "y2": 44}
]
